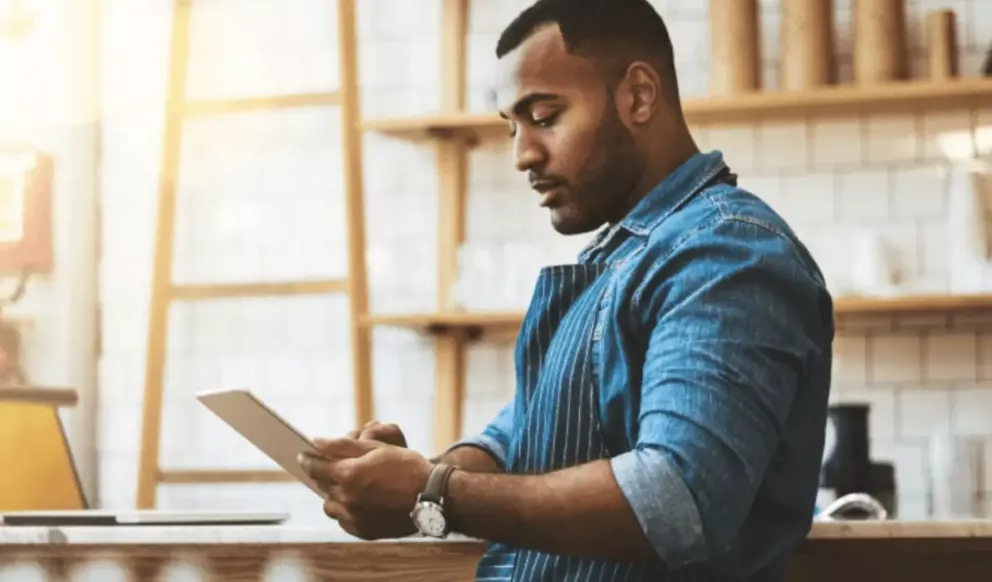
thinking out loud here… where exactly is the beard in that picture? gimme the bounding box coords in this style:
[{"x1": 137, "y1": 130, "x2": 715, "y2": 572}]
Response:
[{"x1": 549, "y1": 104, "x2": 645, "y2": 235}]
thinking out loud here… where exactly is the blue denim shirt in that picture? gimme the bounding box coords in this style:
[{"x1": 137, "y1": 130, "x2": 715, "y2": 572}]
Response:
[{"x1": 454, "y1": 151, "x2": 834, "y2": 581}]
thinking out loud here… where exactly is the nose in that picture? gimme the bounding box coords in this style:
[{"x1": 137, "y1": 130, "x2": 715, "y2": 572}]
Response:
[{"x1": 513, "y1": 130, "x2": 546, "y2": 174}]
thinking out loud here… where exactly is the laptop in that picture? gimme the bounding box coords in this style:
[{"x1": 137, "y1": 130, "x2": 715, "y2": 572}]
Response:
[
  {"x1": 0, "y1": 509, "x2": 288, "y2": 526},
  {"x1": 0, "y1": 397, "x2": 288, "y2": 527}
]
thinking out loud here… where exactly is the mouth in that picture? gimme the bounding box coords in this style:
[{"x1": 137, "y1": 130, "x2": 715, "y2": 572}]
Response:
[{"x1": 531, "y1": 181, "x2": 564, "y2": 208}]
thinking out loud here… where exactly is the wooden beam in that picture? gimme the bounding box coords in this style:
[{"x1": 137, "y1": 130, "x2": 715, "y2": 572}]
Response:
[
  {"x1": 136, "y1": 0, "x2": 192, "y2": 510},
  {"x1": 337, "y1": 0, "x2": 375, "y2": 430},
  {"x1": 182, "y1": 91, "x2": 340, "y2": 116},
  {"x1": 170, "y1": 279, "x2": 347, "y2": 300}
]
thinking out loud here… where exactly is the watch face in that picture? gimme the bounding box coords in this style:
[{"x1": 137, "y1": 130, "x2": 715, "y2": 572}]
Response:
[{"x1": 411, "y1": 502, "x2": 447, "y2": 537}]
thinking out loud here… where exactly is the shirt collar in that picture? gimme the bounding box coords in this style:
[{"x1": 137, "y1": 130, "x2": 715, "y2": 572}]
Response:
[{"x1": 578, "y1": 150, "x2": 732, "y2": 262}]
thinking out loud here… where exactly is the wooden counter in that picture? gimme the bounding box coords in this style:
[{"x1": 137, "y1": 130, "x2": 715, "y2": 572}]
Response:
[{"x1": 1, "y1": 520, "x2": 990, "y2": 581}]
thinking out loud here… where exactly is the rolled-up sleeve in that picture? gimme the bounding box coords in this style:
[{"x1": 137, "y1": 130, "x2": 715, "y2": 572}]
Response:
[
  {"x1": 610, "y1": 217, "x2": 831, "y2": 568},
  {"x1": 446, "y1": 401, "x2": 515, "y2": 470}
]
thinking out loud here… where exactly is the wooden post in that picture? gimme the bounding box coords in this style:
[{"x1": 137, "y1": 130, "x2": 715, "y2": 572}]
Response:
[
  {"x1": 336, "y1": 0, "x2": 375, "y2": 429},
  {"x1": 780, "y1": 0, "x2": 836, "y2": 91},
  {"x1": 708, "y1": 0, "x2": 761, "y2": 96},
  {"x1": 925, "y1": 10, "x2": 958, "y2": 81},
  {"x1": 433, "y1": 0, "x2": 469, "y2": 455},
  {"x1": 136, "y1": 0, "x2": 191, "y2": 510},
  {"x1": 853, "y1": 0, "x2": 908, "y2": 84}
]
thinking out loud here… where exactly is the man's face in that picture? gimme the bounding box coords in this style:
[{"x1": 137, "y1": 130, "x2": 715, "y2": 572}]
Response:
[{"x1": 496, "y1": 24, "x2": 645, "y2": 235}]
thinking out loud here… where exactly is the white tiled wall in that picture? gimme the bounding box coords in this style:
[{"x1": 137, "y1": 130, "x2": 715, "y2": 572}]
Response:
[{"x1": 96, "y1": 0, "x2": 992, "y2": 527}]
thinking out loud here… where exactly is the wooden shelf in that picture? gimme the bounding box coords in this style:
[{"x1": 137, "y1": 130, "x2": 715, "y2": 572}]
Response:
[
  {"x1": 363, "y1": 293, "x2": 992, "y2": 336},
  {"x1": 0, "y1": 387, "x2": 78, "y2": 407},
  {"x1": 363, "y1": 311, "x2": 523, "y2": 337},
  {"x1": 833, "y1": 293, "x2": 992, "y2": 315},
  {"x1": 363, "y1": 78, "x2": 992, "y2": 139}
]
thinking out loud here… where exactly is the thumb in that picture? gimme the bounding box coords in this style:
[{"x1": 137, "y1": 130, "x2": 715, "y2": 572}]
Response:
[{"x1": 313, "y1": 437, "x2": 379, "y2": 459}]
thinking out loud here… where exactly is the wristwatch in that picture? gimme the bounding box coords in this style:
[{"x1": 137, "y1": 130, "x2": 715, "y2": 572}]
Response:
[{"x1": 410, "y1": 462, "x2": 456, "y2": 538}]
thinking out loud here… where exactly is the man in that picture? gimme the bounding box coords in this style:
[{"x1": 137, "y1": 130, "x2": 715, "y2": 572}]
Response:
[{"x1": 300, "y1": 0, "x2": 834, "y2": 580}]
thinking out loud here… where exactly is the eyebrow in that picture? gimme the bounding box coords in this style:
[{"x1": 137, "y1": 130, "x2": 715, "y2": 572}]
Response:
[{"x1": 498, "y1": 92, "x2": 560, "y2": 119}]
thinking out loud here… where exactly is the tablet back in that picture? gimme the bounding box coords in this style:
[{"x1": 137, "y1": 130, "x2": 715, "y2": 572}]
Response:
[{"x1": 197, "y1": 389, "x2": 323, "y2": 497}]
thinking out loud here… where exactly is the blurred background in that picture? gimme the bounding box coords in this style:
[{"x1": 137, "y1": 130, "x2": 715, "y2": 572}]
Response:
[{"x1": 1, "y1": 0, "x2": 991, "y2": 538}]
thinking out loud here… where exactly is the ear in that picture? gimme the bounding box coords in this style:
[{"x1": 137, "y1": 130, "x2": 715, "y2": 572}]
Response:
[{"x1": 620, "y1": 61, "x2": 661, "y2": 125}]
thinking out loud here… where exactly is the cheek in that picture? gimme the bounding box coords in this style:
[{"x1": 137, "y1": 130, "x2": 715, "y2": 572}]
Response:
[{"x1": 548, "y1": 125, "x2": 600, "y2": 180}]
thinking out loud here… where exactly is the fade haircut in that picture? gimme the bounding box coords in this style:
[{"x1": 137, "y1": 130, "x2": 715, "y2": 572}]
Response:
[{"x1": 496, "y1": 0, "x2": 681, "y2": 107}]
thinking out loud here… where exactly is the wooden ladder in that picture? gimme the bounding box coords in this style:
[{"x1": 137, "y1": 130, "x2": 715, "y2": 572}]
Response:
[{"x1": 135, "y1": 0, "x2": 372, "y2": 509}]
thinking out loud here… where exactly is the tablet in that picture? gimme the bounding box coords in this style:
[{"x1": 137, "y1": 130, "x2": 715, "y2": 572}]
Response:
[{"x1": 196, "y1": 389, "x2": 323, "y2": 497}]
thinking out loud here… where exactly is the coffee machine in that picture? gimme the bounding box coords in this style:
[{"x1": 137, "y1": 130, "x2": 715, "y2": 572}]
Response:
[{"x1": 818, "y1": 403, "x2": 896, "y2": 519}]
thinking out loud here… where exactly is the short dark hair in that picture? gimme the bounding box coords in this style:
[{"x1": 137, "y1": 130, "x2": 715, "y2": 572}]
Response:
[{"x1": 496, "y1": 0, "x2": 680, "y2": 102}]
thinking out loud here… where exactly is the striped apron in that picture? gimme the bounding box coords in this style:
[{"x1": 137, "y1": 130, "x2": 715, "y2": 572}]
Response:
[{"x1": 474, "y1": 262, "x2": 670, "y2": 581}]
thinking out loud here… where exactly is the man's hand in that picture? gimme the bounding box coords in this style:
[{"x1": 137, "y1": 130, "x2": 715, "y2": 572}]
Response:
[
  {"x1": 347, "y1": 420, "x2": 408, "y2": 448},
  {"x1": 299, "y1": 438, "x2": 431, "y2": 541}
]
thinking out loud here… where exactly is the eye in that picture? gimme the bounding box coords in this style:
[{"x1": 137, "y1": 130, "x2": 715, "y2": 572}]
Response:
[{"x1": 533, "y1": 112, "x2": 559, "y2": 128}]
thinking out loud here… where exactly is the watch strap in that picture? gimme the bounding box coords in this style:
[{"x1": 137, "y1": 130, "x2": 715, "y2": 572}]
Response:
[{"x1": 420, "y1": 463, "x2": 456, "y2": 504}]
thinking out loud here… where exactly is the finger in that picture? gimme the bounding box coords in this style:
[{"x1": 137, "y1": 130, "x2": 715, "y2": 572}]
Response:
[
  {"x1": 322, "y1": 483, "x2": 347, "y2": 503},
  {"x1": 338, "y1": 519, "x2": 361, "y2": 539},
  {"x1": 360, "y1": 424, "x2": 406, "y2": 447},
  {"x1": 359, "y1": 424, "x2": 392, "y2": 440},
  {"x1": 298, "y1": 453, "x2": 338, "y2": 482},
  {"x1": 300, "y1": 454, "x2": 360, "y2": 486},
  {"x1": 322, "y1": 499, "x2": 354, "y2": 522},
  {"x1": 345, "y1": 428, "x2": 361, "y2": 439},
  {"x1": 313, "y1": 437, "x2": 379, "y2": 459},
  {"x1": 364, "y1": 420, "x2": 381, "y2": 429}
]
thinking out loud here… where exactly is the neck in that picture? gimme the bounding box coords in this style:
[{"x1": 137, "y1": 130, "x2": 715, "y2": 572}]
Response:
[{"x1": 609, "y1": 127, "x2": 699, "y2": 224}]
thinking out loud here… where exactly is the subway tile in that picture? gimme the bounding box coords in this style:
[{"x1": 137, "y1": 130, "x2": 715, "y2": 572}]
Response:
[
  {"x1": 873, "y1": 439, "x2": 929, "y2": 496},
  {"x1": 898, "y1": 388, "x2": 953, "y2": 440},
  {"x1": 832, "y1": 335, "x2": 868, "y2": 385},
  {"x1": 979, "y1": 332, "x2": 992, "y2": 381},
  {"x1": 757, "y1": 123, "x2": 809, "y2": 171},
  {"x1": 896, "y1": 500, "x2": 930, "y2": 520},
  {"x1": 920, "y1": 220, "x2": 949, "y2": 278},
  {"x1": 668, "y1": 16, "x2": 710, "y2": 68},
  {"x1": 891, "y1": 163, "x2": 948, "y2": 219},
  {"x1": 972, "y1": 2, "x2": 992, "y2": 50},
  {"x1": 465, "y1": 343, "x2": 506, "y2": 398},
  {"x1": 922, "y1": 110, "x2": 976, "y2": 161},
  {"x1": 836, "y1": 168, "x2": 891, "y2": 223},
  {"x1": 468, "y1": 0, "x2": 517, "y2": 35},
  {"x1": 925, "y1": 332, "x2": 979, "y2": 382},
  {"x1": 371, "y1": 0, "x2": 435, "y2": 39},
  {"x1": 962, "y1": 48, "x2": 988, "y2": 77},
  {"x1": 739, "y1": 175, "x2": 784, "y2": 213},
  {"x1": 870, "y1": 333, "x2": 923, "y2": 384},
  {"x1": 976, "y1": 108, "x2": 992, "y2": 157},
  {"x1": 810, "y1": 119, "x2": 864, "y2": 168},
  {"x1": 952, "y1": 388, "x2": 992, "y2": 437},
  {"x1": 706, "y1": 125, "x2": 758, "y2": 172},
  {"x1": 780, "y1": 172, "x2": 836, "y2": 224},
  {"x1": 865, "y1": 115, "x2": 920, "y2": 164},
  {"x1": 876, "y1": 224, "x2": 922, "y2": 285},
  {"x1": 892, "y1": 312, "x2": 950, "y2": 331},
  {"x1": 981, "y1": 438, "x2": 992, "y2": 493}
]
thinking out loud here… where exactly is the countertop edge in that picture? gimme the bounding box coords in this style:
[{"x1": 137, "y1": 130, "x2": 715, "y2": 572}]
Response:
[{"x1": 1, "y1": 521, "x2": 991, "y2": 545}]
